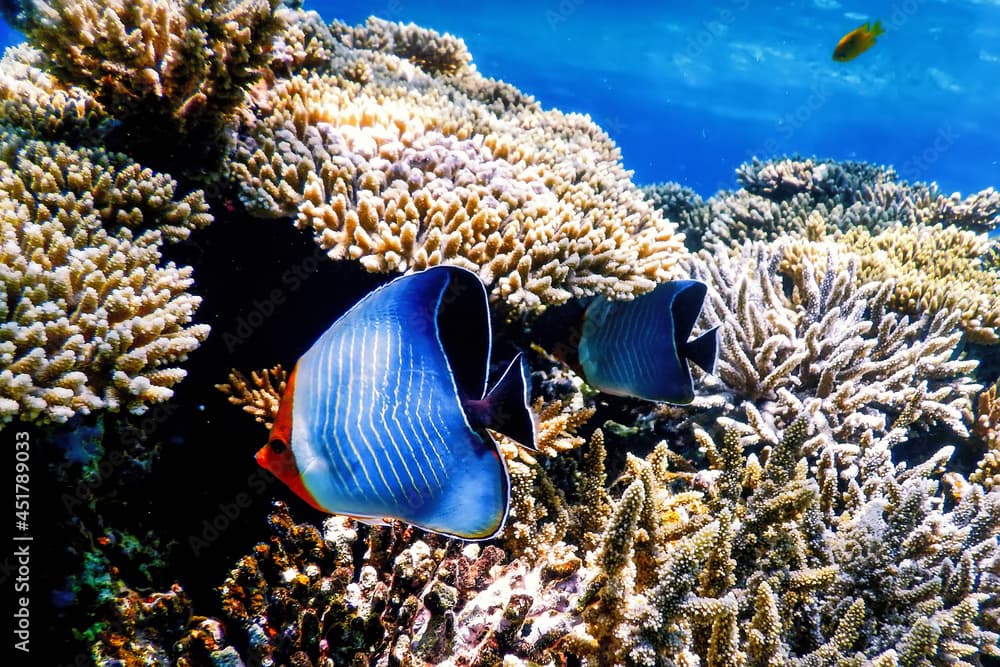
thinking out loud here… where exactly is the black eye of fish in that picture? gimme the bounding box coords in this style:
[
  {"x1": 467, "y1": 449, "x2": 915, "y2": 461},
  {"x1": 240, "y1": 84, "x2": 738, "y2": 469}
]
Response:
[{"x1": 269, "y1": 439, "x2": 287, "y2": 454}]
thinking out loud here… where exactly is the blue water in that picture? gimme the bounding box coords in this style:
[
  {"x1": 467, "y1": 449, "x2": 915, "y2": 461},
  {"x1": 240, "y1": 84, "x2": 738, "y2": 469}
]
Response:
[{"x1": 5, "y1": 1, "x2": 1000, "y2": 197}]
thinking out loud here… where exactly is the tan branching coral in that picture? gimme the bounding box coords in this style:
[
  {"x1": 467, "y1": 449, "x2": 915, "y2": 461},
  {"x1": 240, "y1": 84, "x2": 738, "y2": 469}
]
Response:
[
  {"x1": 685, "y1": 415, "x2": 1000, "y2": 666},
  {"x1": 266, "y1": 7, "x2": 340, "y2": 75},
  {"x1": 0, "y1": 130, "x2": 210, "y2": 424},
  {"x1": 215, "y1": 365, "x2": 287, "y2": 430},
  {"x1": 652, "y1": 157, "x2": 1000, "y2": 251},
  {"x1": 19, "y1": 0, "x2": 283, "y2": 168},
  {"x1": 331, "y1": 16, "x2": 473, "y2": 77},
  {"x1": 688, "y1": 239, "x2": 981, "y2": 449},
  {"x1": 0, "y1": 129, "x2": 212, "y2": 243},
  {"x1": 835, "y1": 223, "x2": 1000, "y2": 343},
  {"x1": 232, "y1": 19, "x2": 686, "y2": 312},
  {"x1": 972, "y1": 381, "x2": 1000, "y2": 491},
  {"x1": 0, "y1": 44, "x2": 109, "y2": 141}
]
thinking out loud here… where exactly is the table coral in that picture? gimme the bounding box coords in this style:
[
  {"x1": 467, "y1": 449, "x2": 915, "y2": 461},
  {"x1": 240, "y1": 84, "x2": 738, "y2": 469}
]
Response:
[
  {"x1": 232, "y1": 13, "x2": 686, "y2": 313},
  {"x1": 0, "y1": 129, "x2": 211, "y2": 424},
  {"x1": 688, "y1": 239, "x2": 981, "y2": 451}
]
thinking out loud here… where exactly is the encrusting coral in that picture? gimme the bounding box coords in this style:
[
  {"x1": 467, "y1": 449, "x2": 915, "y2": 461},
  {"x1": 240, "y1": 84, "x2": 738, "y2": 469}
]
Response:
[
  {"x1": 0, "y1": 128, "x2": 211, "y2": 424},
  {"x1": 231, "y1": 10, "x2": 687, "y2": 313}
]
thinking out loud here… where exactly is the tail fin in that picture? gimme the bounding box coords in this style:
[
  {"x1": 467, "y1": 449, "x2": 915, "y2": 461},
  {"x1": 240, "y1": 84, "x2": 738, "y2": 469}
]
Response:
[
  {"x1": 682, "y1": 326, "x2": 719, "y2": 375},
  {"x1": 467, "y1": 353, "x2": 537, "y2": 449},
  {"x1": 871, "y1": 19, "x2": 884, "y2": 37}
]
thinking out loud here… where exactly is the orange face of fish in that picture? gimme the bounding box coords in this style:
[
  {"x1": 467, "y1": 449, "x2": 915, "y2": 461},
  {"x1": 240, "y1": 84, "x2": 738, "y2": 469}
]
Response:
[
  {"x1": 254, "y1": 364, "x2": 324, "y2": 511},
  {"x1": 833, "y1": 20, "x2": 883, "y2": 62}
]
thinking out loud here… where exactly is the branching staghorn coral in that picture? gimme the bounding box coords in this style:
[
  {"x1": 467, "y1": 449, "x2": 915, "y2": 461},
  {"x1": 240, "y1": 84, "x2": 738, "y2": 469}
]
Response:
[
  {"x1": 688, "y1": 239, "x2": 981, "y2": 451},
  {"x1": 0, "y1": 128, "x2": 212, "y2": 243},
  {"x1": 215, "y1": 365, "x2": 287, "y2": 430},
  {"x1": 0, "y1": 129, "x2": 211, "y2": 424},
  {"x1": 232, "y1": 16, "x2": 686, "y2": 313},
  {"x1": 18, "y1": 0, "x2": 284, "y2": 170},
  {"x1": 684, "y1": 415, "x2": 1000, "y2": 666}
]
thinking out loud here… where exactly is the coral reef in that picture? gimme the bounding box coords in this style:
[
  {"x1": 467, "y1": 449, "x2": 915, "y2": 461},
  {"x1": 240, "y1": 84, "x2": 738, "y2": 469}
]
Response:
[
  {"x1": 646, "y1": 157, "x2": 1000, "y2": 342},
  {"x1": 835, "y1": 223, "x2": 1000, "y2": 344},
  {"x1": 219, "y1": 408, "x2": 1000, "y2": 665},
  {"x1": 649, "y1": 156, "x2": 1000, "y2": 248},
  {"x1": 18, "y1": 0, "x2": 284, "y2": 170},
  {"x1": 687, "y1": 239, "x2": 980, "y2": 452},
  {"x1": 219, "y1": 502, "x2": 587, "y2": 666},
  {"x1": 972, "y1": 381, "x2": 1000, "y2": 491},
  {"x1": 5, "y1": 3, "x2": 998, "y2": 666},
  {"x1": 0, "y1": 44, "x2": 110, "y2": 141},
  {"x1": 232, "y1": 12, "x2": 687, "y2": 312},
  {"x1": 0, "y1": 128, "x2": 211, "y2": 424}
]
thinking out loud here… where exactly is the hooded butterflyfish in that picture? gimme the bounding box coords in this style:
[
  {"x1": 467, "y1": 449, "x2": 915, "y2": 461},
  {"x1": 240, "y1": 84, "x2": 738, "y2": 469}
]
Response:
[
  {"x1": 578, "y1": 280, "x2": 718, "y2": 404},
  {"x1": 833, "y1": 20, "x2": 884, "y2": 62},
  {"x1": 255, "y1": 265, "x2": 536, "y2": 540}
]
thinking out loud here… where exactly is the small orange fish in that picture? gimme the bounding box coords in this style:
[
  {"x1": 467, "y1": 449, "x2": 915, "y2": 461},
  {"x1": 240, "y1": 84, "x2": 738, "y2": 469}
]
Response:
[{"x1": 833, "y1": 19, "x2": 884, "y2": 62}]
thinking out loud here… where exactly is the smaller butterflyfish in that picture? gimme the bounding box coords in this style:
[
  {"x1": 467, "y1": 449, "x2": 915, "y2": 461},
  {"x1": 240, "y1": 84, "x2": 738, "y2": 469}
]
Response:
[
  {"x1": 833, "y1": 19, "x2": 884, "y2": 62},
  {"x1": 256, "y1": 265, "x2": 537, "y2": 540},
  {"x1": 578, "y1": 280, "x2": 718, "y2": 404}
]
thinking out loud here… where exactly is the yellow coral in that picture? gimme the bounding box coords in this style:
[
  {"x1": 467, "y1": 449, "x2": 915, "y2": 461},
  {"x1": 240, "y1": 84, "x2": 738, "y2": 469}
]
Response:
[
  {"x1": 0, "y1": 45, "x2": 108, "y2": 140},
  {"x1": 215, "y1": 366, "x2": 288, "y2": 431},
  {"x1": 838, "y1": 222, "x2": 1000, "y2": 343}
]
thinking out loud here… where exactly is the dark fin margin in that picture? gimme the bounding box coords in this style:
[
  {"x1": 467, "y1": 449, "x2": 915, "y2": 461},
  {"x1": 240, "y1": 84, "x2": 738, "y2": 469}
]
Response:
[
  {"x1": 478, "y1": 353, "x2": 537, "y2": 450},
  {"x1": 682, "y1": 326, "x2": 719, "y2": 375}
]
